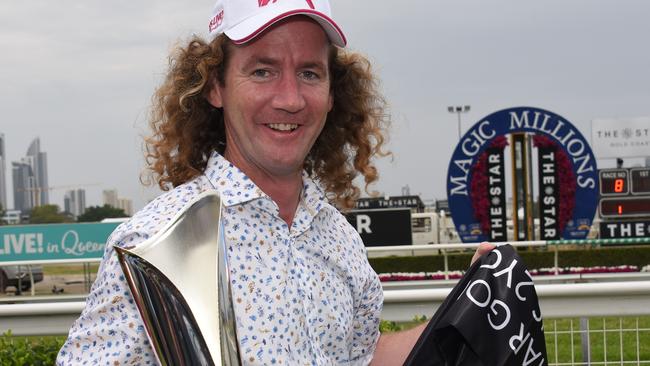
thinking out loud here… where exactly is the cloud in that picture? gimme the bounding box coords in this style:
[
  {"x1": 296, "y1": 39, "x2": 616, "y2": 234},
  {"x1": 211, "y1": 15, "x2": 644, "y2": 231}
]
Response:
[{"x1": 1, "y1": 0, "x2": 649, "y2": 211}]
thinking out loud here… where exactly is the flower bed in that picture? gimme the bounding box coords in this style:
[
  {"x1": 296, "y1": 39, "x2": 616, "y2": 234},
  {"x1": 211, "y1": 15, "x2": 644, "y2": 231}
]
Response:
[
  {"x1": 529, "y1": 265, "x2": 639, "y2": 276},
  {"x1": 378, "y1": 265, "x2": 648, "y2": 282},
  {"x1": 643, "y1": 265, "x2": 650, "y2": 272},
  {"x1": 379, "y1": 271, "x2": 465, "y2": 282}
]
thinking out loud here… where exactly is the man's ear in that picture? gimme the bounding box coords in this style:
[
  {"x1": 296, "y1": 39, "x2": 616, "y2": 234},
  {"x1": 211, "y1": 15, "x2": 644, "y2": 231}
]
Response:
[{"x1": 205, "y1": 76, "x2": 224, "y2": 108}]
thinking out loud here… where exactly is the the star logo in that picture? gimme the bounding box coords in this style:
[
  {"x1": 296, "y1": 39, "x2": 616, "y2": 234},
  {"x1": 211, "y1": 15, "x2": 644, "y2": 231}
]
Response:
[{"x1": 622, "y1": 128, "x2": 633, "y2": 139}]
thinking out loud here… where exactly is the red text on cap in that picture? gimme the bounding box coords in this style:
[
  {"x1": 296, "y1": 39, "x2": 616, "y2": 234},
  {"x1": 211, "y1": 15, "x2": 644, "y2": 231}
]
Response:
[
  {"x1": 209, "y1": 10, "x2": 225, "y2": 32},
  {"x1": 258, "y1": 0, "x2": 315, "y2": 10}
]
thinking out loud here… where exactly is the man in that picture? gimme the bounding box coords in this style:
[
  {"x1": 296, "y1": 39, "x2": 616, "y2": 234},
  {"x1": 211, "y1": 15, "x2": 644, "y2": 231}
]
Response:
[{"x1": 58, "y1": 1, "x2": 492, "y2": 364}]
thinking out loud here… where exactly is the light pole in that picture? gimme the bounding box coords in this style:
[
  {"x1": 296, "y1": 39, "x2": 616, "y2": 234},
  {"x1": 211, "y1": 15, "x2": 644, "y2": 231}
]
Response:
[{"x1": 447, "y1": 105, "x2": 471, "y2": 140}]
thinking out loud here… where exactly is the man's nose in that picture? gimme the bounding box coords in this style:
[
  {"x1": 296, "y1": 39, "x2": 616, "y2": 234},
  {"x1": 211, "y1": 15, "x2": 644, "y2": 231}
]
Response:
[{"x1": 271, "y1": 74, "x2": 306, "y2": 113}]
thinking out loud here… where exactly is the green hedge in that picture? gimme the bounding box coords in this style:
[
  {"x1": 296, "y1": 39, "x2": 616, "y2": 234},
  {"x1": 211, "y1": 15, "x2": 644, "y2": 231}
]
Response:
[
  {"x1": 368, "y1": 245, "x2": 650, "y2": 274},
  {"x1": 0, "y1": 332, "x2": 64, "y2": 366}
]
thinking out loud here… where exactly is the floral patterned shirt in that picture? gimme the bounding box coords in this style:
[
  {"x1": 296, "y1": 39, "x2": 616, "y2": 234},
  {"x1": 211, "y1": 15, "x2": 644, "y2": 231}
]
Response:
[{"x1": 57, "y1": 152, "x2": 383, "y2": 365}]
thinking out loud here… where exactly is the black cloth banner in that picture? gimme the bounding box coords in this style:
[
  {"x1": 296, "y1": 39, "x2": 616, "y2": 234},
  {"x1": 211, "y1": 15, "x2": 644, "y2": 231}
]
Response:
[{"x1": 404, "y1": 245, "x2": 547, "y2": 366}]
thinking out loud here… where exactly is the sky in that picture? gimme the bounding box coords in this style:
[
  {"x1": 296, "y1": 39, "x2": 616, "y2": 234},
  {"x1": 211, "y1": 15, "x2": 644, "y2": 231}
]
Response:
[{"x1": 1, "y1": 1, "x2": 649, "y2": 211}]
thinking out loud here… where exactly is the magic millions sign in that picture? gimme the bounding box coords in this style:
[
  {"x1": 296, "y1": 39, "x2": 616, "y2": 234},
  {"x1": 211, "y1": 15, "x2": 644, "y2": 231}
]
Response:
[{"x1": 446, "y1": 107, "x2": 599, "y2": 243}]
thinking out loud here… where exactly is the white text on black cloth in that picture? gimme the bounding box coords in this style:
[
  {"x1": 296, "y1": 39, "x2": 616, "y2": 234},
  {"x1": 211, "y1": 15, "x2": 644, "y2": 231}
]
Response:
[{"x1": 457, "y1": 248, "x2": 545, "y2": 365}]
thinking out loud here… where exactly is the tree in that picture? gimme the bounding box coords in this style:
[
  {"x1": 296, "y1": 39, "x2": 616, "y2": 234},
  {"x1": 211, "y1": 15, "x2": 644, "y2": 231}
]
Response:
[
  {"x1": 0, "y1": 202, "x2": 5, "y2": 225},
  {"x1": 77, "y1": 205, "x2": 128, "y2": 222},
  {"x1": 29, "y1": 205, "x2": 74, "y2": 224}
]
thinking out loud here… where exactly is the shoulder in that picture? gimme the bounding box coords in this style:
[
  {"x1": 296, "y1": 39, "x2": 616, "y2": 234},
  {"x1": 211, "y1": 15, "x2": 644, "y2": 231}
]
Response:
[
  {"x1": 108, "y1": 176, "x2": 213, "y2": 249},
  {"x1": 317, "y1": 204, "x2": 367, "y2": 254},
  {"x1": 319, "y1": 205, "x2": 382, "y2": 300},
  {"x1": 319, "y1": 203, "x2": 354, "y2": 230}
]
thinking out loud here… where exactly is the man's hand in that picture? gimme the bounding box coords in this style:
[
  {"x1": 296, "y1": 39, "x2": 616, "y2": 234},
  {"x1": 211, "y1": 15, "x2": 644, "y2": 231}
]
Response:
[{"x1": 471, "y1": 242, "x2": 496, "y2": 265}]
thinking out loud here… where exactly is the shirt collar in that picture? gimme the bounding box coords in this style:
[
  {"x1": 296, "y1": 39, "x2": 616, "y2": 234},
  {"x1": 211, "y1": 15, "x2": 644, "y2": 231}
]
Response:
[
  {"x1": 203, "y1": 151, "x2": 266, "y2": 207},
  {"x1": 203, "y1": 151, "x2": 327, "y2": 220}
]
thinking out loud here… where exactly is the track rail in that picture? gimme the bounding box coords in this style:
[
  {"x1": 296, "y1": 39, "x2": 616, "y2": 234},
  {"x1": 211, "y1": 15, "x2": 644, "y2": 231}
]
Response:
[{"x1": 2, "y1": 281, "x2": 650, "y2": 336}]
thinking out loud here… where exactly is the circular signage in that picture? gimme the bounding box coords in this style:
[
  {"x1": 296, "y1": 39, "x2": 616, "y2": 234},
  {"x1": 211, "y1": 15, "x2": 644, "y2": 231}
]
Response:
[{"x1": 446, "y1": 107, "x2": 599, "y2": 242}]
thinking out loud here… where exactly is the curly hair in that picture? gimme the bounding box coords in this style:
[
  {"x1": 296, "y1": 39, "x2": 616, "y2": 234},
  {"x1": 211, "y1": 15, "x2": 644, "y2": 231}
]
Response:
[{"x1": 144, "y1": 34, "x2": 388, "y2": 209}]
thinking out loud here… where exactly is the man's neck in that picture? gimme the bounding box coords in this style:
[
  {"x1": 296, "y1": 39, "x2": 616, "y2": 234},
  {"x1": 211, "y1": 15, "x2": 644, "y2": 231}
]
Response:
[
  {"x1": 255, "y1": 174, "x2": 302, "y2": 227},
  {"x1": 223, "y1": 152, "x2": 302, "y2": 227}
]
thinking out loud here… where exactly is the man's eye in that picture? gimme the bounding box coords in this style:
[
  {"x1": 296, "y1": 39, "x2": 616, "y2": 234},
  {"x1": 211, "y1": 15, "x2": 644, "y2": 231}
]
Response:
[
  {"x1": 300, "y1": 71, "x2": 320, "y2": 80},
  {"x1": 252, "y1": 69, "x2": 270, "y2": 78}
]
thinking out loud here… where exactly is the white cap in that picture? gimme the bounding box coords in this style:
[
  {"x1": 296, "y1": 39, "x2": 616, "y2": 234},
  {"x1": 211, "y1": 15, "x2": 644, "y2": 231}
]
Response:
[{"x1": 208, "y1": 0, "x2": 346, "y2": 47}]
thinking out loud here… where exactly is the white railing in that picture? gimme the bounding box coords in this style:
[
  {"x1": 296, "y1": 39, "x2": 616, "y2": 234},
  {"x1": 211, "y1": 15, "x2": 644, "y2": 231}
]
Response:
[
  {"x1": 2, "y1": 281, "x2": 649, "y2": 336},
  {"x1": 0, "y1": 301, "x2": 85, "y2": 336},
  {"x1": 380, "y1": 271, "x2": 650, "y2": 290},
  {"x1": 381, "y1": 281, "x2": 650, "y2": 322}
]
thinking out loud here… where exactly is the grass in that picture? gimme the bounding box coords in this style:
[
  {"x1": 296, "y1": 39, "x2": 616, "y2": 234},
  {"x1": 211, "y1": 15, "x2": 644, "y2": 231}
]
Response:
[
  {"x1": 385, "y1": 316, "x2": 650, "y2": 364},
  {"x1": 380, "y1": 315, "x2": 429, "y2": 333},
  {"x1": 3, "y1": 317, "x2": 649, "y2": 364},
  {"x1": 43, "y1": 264, "x2": 99, "y2": 276},
  {"x1": 546, "y1": 317, "x2": 650, "y2": 364}
]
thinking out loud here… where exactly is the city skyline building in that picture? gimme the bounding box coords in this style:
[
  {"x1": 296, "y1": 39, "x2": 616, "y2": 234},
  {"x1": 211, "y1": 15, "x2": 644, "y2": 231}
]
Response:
[
  {"x1": 11, "y1": 137, "x2": 50, "y2": 212},
  {"x1": 0, "y1": 133, "x2": 6, "y2": 211},
  {"x1": 26, "y1": 138, "x2": 49, "y2": 206},
  {"x1": 64, "y1": 188, "x2": 86, "y2": 218},
  {"x1": 11, "y1": 137, "x2": 49, "y2": 212},
  {"x1": 12, "y1": 161, "x2": 34, "y2": 212},
  {"x1": 103, "y1": 189, "x2": 133, "y2": 216},
  {"x1": 102, "y1": 189, "x2": 119, "y2": 208},
  {"x1": 117, "y1": 198, "x2": 133, "y2": 216}
]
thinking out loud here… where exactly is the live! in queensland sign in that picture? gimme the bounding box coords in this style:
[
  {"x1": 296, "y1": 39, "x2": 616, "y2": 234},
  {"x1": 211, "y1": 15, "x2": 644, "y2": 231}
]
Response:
[{"x1": 0, "y1": 222, "x2": 120, "y2": 264}]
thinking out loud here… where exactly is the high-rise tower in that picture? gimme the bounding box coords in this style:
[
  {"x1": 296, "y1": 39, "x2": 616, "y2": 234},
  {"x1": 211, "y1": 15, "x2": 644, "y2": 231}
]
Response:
[
  {"x1": 0, "y1": 133, "x2": 7, "y2": 210},
  {"x1": 64, "y1": 189, "x2": 86, "y2": 218},
  {"x1": 103, "y1": 189, "x2": 119, "y2": 208},
  {"x1": 12, "y1": 161, "x2": 33, "y2": 212},
  {"x1": 12, "y1": 137, "x2": 49, "y2": 212},
  {"x1": 26, "y1": 138, "x2": 49, "y2": 206}
]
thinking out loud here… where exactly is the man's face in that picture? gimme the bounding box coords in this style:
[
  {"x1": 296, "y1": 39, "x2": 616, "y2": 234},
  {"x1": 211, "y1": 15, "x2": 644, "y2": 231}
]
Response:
[{"x1": 208, "y1": 17, "x2": 333, "y2": 179}]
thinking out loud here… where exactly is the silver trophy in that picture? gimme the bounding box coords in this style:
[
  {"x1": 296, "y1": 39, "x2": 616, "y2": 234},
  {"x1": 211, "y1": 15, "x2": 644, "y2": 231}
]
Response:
[{"x1": 115, "y1": 191, "x2": 241, "y2": 365}]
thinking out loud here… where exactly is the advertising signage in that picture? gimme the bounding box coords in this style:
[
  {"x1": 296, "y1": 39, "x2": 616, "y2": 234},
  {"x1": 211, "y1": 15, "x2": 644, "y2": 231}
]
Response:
[
  {"x1": 355, "y1": 195, "x2": 424, "y2": 210},
  {"x1": 486, "y1": 148, "x2": 507, "y2": 241},
  {"x1": 446, "y1": 107, "x2": 599, "y2": 242},
  {"x1": 600, "y1": 220, "x2": 650, "y2": 239},
  {"x1": 537, "y1": 148, "x2": 560, "y2": 240},
  {"x1": 345, "y1": 208, "x2": 412, "y2": 247},
  {"x1": 591, "y1": 117, "x2": 650, "y2": 159},
  {"x1": 0, "y1": 222, "x2": 119, "y2": 265}
]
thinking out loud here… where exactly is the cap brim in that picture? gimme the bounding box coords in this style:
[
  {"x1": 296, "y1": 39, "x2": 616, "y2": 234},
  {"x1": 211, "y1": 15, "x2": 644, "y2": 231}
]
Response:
[{"x1": 225, "y1": 8, "x2": 346, "y2": 47}]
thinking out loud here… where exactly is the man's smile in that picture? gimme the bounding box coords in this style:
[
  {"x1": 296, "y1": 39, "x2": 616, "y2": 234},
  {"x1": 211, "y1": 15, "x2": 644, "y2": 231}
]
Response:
[{"x1": 266, "y1": 123, "x2": 299, "y2": 132}]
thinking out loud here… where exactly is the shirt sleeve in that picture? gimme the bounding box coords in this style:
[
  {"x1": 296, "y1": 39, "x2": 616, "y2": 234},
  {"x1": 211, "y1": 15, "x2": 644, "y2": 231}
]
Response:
[
  {"x1": 56, "y1": 231, "x2": 157, "y2": 366},
  {"x1": 348, "y1": 248, "x2": 384, "y2": 365}
]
